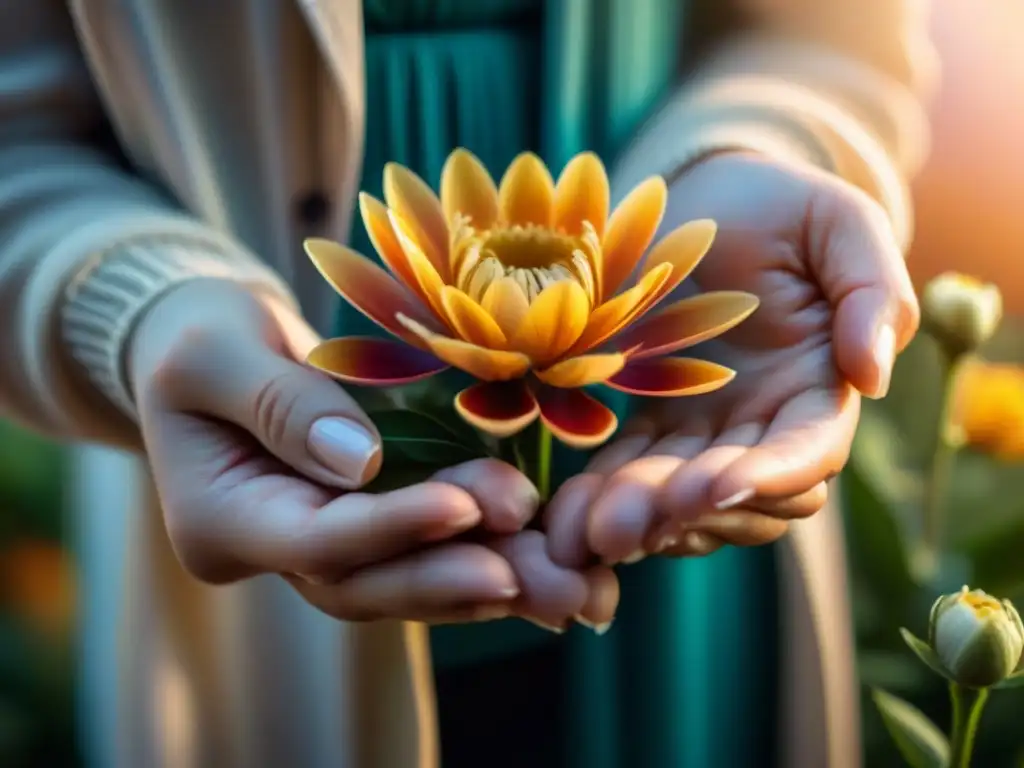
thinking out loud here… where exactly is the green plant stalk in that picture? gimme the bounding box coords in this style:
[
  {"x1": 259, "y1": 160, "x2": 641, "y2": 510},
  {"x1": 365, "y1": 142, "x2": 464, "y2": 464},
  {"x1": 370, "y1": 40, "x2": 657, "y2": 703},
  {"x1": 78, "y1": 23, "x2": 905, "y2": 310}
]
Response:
[
  {"x1": 536, "y1": 424, "x2": 553, "y2": 501},
  {"x1": 920, "y1": 349, "x2": 964, "y2": 574},
  {"x1": 949, "y1": 683, "x2": 989, "y2": 768}
]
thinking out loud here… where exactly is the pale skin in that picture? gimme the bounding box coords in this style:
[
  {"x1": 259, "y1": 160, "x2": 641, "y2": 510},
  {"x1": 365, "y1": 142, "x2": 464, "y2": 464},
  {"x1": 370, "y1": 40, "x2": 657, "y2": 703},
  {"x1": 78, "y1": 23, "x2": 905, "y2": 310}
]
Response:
[{"x1": 128, "y1": 151, "x2": 918, "y2": 631}]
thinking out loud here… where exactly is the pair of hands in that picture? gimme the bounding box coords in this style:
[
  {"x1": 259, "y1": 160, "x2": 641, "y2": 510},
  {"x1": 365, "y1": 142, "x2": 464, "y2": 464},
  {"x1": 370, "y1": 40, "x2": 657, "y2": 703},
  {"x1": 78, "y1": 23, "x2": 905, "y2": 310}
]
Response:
[{"x1": 130, "y1": 154, "x2": 919, "y2": 632}]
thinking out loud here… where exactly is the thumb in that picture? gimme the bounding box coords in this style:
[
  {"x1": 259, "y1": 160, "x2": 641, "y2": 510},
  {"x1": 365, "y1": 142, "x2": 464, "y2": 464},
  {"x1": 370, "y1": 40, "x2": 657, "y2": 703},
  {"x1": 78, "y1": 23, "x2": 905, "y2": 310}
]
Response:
[
  {"x1": 143, "y1": 290, "x2": 383, "y2": 489},
  {"x1": 808, "y1": 186, "x2": 920, "y2": 399}
]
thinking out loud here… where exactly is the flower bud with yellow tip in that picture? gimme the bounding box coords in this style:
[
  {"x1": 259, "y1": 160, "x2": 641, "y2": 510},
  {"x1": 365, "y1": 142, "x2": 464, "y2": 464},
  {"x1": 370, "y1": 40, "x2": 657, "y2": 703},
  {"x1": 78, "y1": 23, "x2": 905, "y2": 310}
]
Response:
[
  {"x1": 921, "y1": 273, "x2": 1003, "y2": 357},
  {"x1": 929, "y1": 586, "x2": 1024, "y2": 689}
]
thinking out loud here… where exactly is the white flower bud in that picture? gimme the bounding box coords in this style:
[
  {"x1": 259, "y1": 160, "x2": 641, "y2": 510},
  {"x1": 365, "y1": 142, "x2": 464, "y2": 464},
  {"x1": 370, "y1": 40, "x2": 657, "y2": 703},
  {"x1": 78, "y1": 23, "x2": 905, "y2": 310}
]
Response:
[
  {"x1": 921, "y1": 273, "x2": 1003, "y2": 356},
  {"x1": 929, "y1": 586, "x2": 1024, "y2": 688}
]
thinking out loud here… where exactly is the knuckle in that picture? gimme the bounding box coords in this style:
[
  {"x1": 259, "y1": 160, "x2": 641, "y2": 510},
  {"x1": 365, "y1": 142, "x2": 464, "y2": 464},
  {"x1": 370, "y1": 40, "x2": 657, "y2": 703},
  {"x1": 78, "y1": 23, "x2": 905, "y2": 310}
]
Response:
[{"x1": 250, "y1": 368, "x2": 305, "y2": 448}]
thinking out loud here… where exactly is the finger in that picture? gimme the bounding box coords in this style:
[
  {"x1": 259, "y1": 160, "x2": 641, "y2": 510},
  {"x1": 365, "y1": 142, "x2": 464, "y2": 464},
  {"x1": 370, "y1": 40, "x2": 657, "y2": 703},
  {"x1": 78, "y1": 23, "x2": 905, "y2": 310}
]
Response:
[
  {"x1": 586, "y1": 455, "x2": 684, "y2": 565},
  {"x1": 707, "y1": 385, "x2": 860, "y2": 509},
  {"x1": 286, "y1": 542, "x2": 519, "y2": 622},
  {"x1": 650, "y1": 422, "x2": 765, "y2": 548},
  {"x1": 688, "y1": 511, "x2": 789, "y2": 547},
  {"x1": 661, "y1": 531, "x2": 726, "y2": 558},
  {"x1": 489, "y1": 531, "x2": 591, "y2": 633},
  {"x1": 431, "y1": 459, "x2": 539, "y2": 534},
  {"x1": 574, "y1": 566, "x2": 620, "y2": 634},
  {"x1": 808, "y1": 186, "x2": 920, "y2": 399},
  {"x1": 747, "y1": 481, "x2": 828, "y2": 520},
  {"x1": 545, "y1": 473, "x2": 604, "y2": 569},
  {"x1": 584, "y1": 418, "x2": 658, "y2": 475},
  {"x1": 150, "y1": 316, "x2": 383, "y2": 489}
]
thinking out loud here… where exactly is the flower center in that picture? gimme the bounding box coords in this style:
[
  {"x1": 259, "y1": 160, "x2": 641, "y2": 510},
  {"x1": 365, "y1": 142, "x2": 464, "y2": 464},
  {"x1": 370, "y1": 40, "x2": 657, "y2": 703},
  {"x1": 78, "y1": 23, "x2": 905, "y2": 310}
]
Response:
[
  {"x1": 964, "y1": 591, "x2": 1003, "y2": 618},
  {"x1": 451, "y1": 219, "x2": 601, "y2": 305}
]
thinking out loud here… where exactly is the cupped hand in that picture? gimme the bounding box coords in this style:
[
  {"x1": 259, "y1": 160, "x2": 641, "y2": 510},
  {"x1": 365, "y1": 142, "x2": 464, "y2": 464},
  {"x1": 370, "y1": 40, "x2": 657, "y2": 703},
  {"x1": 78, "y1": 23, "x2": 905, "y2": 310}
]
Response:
[
  {"x1": 130, "y1": 279, "x2": 617, "y2": 628},
  {"x1": 547, "y1": 152, "x2": 919, "y2": 567}
]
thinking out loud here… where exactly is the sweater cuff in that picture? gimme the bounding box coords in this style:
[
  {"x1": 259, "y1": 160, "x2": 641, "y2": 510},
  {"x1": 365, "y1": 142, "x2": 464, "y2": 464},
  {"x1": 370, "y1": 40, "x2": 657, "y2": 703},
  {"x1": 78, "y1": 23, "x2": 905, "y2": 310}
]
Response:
[{"x1": 61, "y1": 227, "x2": 297, "y2": 419}]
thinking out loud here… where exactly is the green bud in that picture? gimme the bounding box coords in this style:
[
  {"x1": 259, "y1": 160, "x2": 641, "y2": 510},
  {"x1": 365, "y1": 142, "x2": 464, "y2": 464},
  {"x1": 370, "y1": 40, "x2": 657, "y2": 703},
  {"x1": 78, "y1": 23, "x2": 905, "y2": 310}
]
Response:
[
  {"x1": 929, "y1": 586, "x2": 1024, "y2": 688},
  {"x1": 921, "y1": 273, "x2": 1002, "y2": 357}
]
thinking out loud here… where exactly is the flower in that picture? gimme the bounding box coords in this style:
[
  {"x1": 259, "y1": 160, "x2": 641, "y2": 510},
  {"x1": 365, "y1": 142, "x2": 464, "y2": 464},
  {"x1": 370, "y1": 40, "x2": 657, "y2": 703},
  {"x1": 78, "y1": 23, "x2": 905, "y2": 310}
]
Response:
[
  {"x1": 950, "y1": 359, "x2": 1024, "y2": 460},
  {"x1": 305, "y1": 149, "x2": 758, "y2": 448},
  {"x1": 921, "y1": 272, "x2": 1002, "y2": 356},
  {"x1": 0, "y1": 539, "x2": 76, "y2": 636},
  {"x1": 929, "y1": 586, "x2": 1024, "y2": 688}
]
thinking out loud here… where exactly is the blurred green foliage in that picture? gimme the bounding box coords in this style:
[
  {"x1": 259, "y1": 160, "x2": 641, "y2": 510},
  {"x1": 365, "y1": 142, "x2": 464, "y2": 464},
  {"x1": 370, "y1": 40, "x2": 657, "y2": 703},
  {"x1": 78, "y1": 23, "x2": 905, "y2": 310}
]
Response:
[
  {"x1": 846, "y1": 321, "x2": 1024, "y2": 767},
  {"x1": 0, "y1": 420, "x2": 78, "y2": 767}
]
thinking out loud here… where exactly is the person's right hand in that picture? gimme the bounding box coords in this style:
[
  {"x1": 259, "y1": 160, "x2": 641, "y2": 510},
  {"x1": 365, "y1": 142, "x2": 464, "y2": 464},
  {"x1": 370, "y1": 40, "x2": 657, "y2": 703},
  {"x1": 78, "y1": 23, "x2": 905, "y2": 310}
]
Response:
[{"x1": 128, "y1": 279, "x2": 618, "y2": 628}]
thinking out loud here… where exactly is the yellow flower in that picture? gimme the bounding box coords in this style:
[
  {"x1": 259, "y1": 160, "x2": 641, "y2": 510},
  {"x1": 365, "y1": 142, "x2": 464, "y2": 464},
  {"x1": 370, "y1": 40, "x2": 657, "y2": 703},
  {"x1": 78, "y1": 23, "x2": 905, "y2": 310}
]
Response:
[
  {"x1": 951, "y1": 359, "x2": 1024, "y2": 460},
  {"x1": 921, "y1": 272, "x2": 1002, "y2": 355},
  {"x1": 305, "y1": 149, "x2": 758, "y2": 448},
  {"x1": 929, "y1": 586, "x2": 1024, "y2": 688}
]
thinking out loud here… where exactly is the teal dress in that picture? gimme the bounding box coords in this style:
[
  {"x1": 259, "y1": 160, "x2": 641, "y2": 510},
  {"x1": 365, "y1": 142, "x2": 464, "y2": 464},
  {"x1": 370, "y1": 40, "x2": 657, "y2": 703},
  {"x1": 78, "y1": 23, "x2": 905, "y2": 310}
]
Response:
[{"x1": 344, "y1": 2, "x2": 779, "y2": 766}]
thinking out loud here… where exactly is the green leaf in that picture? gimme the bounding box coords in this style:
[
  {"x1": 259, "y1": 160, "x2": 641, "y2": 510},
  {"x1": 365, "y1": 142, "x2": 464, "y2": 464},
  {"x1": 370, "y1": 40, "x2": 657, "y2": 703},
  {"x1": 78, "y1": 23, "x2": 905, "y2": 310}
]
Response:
[
  {"x1": 899, "y1": 628, "x2": 952, "y2": 680},
  {"x1": 370, "y1": 409, "x2": 486, "y2": 467},
  {"x1": 871, "y1": 688, "x2": 950, "y2": 768},
  {"x1": 841, "y1": 464, "x2": 915, "y2": 623},
  {"x1": 995, "y1": 670, "x2": 1024, "y2": 690}
]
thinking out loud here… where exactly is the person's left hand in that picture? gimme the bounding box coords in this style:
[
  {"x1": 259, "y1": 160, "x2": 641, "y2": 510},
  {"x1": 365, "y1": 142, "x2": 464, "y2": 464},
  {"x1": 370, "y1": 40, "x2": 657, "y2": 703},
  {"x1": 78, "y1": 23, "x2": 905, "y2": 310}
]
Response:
[{"x1": 545, "y1": 152, "x2": 919, "y2": 570}]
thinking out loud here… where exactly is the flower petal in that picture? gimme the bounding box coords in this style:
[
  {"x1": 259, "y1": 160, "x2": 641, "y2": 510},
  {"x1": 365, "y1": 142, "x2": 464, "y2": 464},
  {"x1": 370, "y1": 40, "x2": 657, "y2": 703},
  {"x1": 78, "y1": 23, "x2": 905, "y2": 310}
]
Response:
[
  {"x1": 454, "y1": 380, "x2": 539, "y2": 438},
  {"x1": 440, "y1": 286, "x2": 507, "y2": 348},
  {"x1": 481, "y1": 277, "x2": 531, "y2": 339},
  {"x1": 388, "y1": 210, "x2": 450, "y2": 320},
  {"x1": 508, "y1": 280, "x2": 590, "y2": 363},
  {"x1": 553, "y1": 152, "x2": 610, "y2": 238},
  {"x1": 441, "y1": 149, "x2": 499, "y2": 230},
  {"x1": 383, "y1": 162, "x2": 450, "y2": 279},
  {"x1": 600, "y1": 177, "x2": 668, "y2": 300},
  {"x1": 535, "y1": 386, "x2": 619, "y2": 449},
  {"x1": 397, "y1": 314, "x2": 531, "y2": 381},
  {"x1": 535, "y1": 353, "x2": 627, "y2": 388},
  {"x1": 307, "y1": 337, "x2": 447, "y2": 385},
  {"x1": 639, "y1": 219, "x2": 718, "y2": 306},
  {"x1": 358, "y1": 193, "x2": 432, "y2": 302},
  {"x1": 605, "y1": 357, "x2": 736, "y2": 397},
  {"x1": 304, "y1": 238, "x2": 438, "y2": 342},
  {"x1": 498, "y1": 152, "x2": 554, "y2": 227},
  {"x1": 613, "y1": 291, "x2": 760, "y2": 359},
  {"x1": 568, "y1": 262, "x2": 672, "y2": 355}
]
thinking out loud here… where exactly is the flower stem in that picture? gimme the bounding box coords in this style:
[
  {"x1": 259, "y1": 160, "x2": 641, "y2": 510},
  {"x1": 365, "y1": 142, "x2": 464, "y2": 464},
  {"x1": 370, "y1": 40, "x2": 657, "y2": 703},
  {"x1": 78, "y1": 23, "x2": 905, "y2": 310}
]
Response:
[
  {"x1": 949, "y1": 683, "x2": 989, "y2": 768},
  {"x1": 918, "y1": 349, "x2": 964, "y2": 580},
  {"x1": 536, "y1": 424, "x2": 553, "y2": 502}
]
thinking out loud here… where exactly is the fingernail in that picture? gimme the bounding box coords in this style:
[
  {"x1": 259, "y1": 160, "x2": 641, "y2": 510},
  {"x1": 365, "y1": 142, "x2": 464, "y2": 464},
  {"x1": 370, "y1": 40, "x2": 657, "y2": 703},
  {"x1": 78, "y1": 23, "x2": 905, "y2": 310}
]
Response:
[
  {"x1": 575, "y1": 615, "x2": 614, "y2": 636},
  {"x1": 715, "y1": 488, "x2": 754, "y2": 510},
  {"x1": 871, "y1": 323, "x2": 896, "y2": 399},
  {"x1": 654, "y1": 533, "x2": 679, "y2": 553},
  {"x1": 308, "y1": 418, "x2": 380, "y2": 483},
  {"x1": 622, "y1": 549, "x2": 646, "y2": 565},
  {"x1": 525, "y1": 618, "x2": 567, "y2": 635},
  {"x1": 497, "y1": 586, "x2": 521, "y2": 599},
  {"x1": 683, "y1": 531, "x2": 718, "y2": 555},
  {"x1": 293, "y1": 572, "x2": 330, "y2": 586}
]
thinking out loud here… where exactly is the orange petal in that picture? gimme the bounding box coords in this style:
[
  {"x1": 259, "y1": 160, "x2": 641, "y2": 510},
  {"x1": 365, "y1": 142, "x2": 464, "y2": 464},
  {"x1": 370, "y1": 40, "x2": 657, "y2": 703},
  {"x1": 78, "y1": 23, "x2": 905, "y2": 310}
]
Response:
[
  {"x1": 600, "y1": 177, "x2": 668, "y2": 300},
  {"x1": 388, "y1": 210, "x2": 450, "y2": 321},
  {"x1": 481, "y1": 277, "x2": 531, "y2": 339},
  {"x1": 553, "y1": 152, "x2": 610, "y2": 238},
  {"x1": 639, "y1": 219, "x2": 718, "y2": 306},
  {"x1": 441, "y1": 149, "x2": 499, "y2": 229},
  {"x1": 440, "y1": 286, "x2": 507, "y2": 348},
  {"x1": 508, "y1": 280, "x2": 589, "y2": 363},
  {"x1": 358, "y1": 193, "x2": 433, "y2": 304},
  {"x1": 497, "y1": 152, "x2": 554, "y2": 227},
  {"x1": 606, "y1": 357, "x2": 736, "y2": 397},
  {"x1": 613, "y1": 292, "x2": 760, "y2": 359},
  {"x1": 535, "y1": 386, "x2": 619, "y2": 449},
  {"x1": 454, "y1": 380, "x2": 539, "y2": 438},
  {"x1": 568, "y1": 262, "x2": 672, "y2": 355},
  {"x1": 307, "y1": 337, "x2": 447, "y2": 385},
  {"x1": 383, "y1": 162, "x2": 450, "y2": 279},
  {"x1": 535, "y1": 353, "x2": 627, "y2": 388},
  {"x1": 304, "y1": 238, "x2": 437, "y2": 342},
  {"x1": 397, "y1": 314, "x2": 531, "y2": 381}
]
